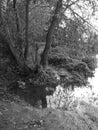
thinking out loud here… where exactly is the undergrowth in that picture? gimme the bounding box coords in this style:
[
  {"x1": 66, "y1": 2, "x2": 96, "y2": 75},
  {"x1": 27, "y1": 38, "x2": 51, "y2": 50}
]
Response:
[{"x1": 47, "y1": 85, "x2": 98, "y2": 111}]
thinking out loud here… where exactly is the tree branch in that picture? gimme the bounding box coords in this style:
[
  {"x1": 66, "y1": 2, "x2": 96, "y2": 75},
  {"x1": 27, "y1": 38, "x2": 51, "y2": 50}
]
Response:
[
  {"x1": 69, "y1": 8, "x2": 98, "y2": 33},
  {"x1": 40, "y1": 0, "x2": 63, "y2": 67}
]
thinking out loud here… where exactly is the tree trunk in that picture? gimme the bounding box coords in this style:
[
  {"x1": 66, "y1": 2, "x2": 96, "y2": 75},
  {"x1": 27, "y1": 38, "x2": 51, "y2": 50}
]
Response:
[
  {"x1": 6, "y1": 26, "x2": 26, "y2": 68},
  {"x1": 13, "y1": 0, "x2": 20, "y2": 33},
  {"x1": 0, "y1": 0, "x2": 32, "y2": 75},
  {"x1": 40, "y1": 0, "x2": 63, "y2": 67},
  {"x1": 11, "y1": 0, "x2": 26, "y2": 69},
  {"x1": 24, "y1": 0, "x2": 30, "y2": 60},
  {"x1": 0, "y1": 0, "x2": 3, "y2": 26}
]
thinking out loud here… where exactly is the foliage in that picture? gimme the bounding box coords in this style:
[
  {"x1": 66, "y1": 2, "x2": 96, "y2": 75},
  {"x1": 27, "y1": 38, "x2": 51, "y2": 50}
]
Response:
[
  {"x1": 51, "y1": 17, "x2": 98, "y2": 59},
  {"x1": 29, "y1": 2, "x2": 50, "y2": 41},
  {"x1": 47, "y1": 11, "x2": 98, "y2": 88},
  {"x1": 47, "y1": 85, "x2": 75, "y2": 109},
  {"x1": 47, "y1": 85, "x2": 98, "y2": 111},
  {"x1": 82, "y1": 56, "x2": 97, "y2": 71},
  {"x1": 29, "y1": 67, "x2": 58, "y2": 88},
  {"x1": 0, "y1": 0, "x2": 98, "y2": 108},
  {"x1": 48, "y1": 49, "x2": 96, "y2": 87}
]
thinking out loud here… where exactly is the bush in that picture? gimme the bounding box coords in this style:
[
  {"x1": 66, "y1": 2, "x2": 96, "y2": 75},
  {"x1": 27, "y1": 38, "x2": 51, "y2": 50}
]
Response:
[
  {"x1": 47, "y1": 85, "x2": 75, "y2": 109},
  {"x1": 29, "y1": 66, "x2": 58, "y2": 89},
  {"x1": 48, "y1": 50, "x2": 96, "y2": 88},
  {"x1": 82, "y1": 56, "x2": 97, "y2": 71},
  {"x1": 73, "y1": 61, "x2": 94, "y2": 79}
]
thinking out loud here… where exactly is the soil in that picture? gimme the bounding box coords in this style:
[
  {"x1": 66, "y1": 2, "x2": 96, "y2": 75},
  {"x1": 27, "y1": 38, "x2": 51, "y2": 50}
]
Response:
[{"x1": 0, "y1": 92, "x2": 98, "y2": 130}]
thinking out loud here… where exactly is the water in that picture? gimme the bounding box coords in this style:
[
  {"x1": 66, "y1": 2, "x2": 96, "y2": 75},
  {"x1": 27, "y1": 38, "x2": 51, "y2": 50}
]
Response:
[{"x1": 47, "y1": 55, "x2": 98, "y2": 108}]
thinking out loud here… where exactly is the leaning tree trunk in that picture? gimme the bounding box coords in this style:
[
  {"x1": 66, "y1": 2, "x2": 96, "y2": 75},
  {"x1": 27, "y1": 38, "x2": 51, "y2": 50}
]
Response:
[{"x1": 40, "y1": 0, "x2": 63, "y2": 67}]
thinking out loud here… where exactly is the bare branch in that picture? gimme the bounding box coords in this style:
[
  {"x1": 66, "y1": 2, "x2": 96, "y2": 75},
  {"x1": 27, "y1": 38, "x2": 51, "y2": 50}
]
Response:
[
  {"x1": 63, "y1": 0, "x2": 80, "y2": 10},
  {"x1": 69, "y1": 8, "x2": 98, "y2": 33}
]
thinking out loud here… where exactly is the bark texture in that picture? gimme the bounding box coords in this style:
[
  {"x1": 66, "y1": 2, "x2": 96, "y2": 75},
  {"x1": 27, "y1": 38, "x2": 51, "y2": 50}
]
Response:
[{"x1": 40, "y1": 0, "x2": 63, "y2": 67}]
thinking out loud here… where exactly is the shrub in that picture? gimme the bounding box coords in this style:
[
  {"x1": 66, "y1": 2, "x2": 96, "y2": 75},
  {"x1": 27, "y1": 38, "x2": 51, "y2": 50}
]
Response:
[
  {"x1": 48, "y1": 49, "x2": 96, "y2": 88},
  {"x1": 47, "y1": 85, "x2": 75, "y2": 109},
  {"x1": 31, "y1": 67, "x2": 58, "y2": 88},
  {"x1": 82, "y1": 56, "x2": 97, "y2": 71}
]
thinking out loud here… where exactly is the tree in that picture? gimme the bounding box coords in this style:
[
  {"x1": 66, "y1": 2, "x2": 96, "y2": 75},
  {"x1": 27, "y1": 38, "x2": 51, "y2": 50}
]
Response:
[
  {"x1": 0, "y1": 0, "x2": 30, "y2": 73},
  {"x1": 40, "y1": 0, "x2": 82, "y2": 67},
  {"x1": 0, "y1": 0, "x2": 98, "y2": 108},
  {"x1": 40, "y1": 0, "x2": 62, "y2": 67},
  {"x1": 0, "y1": 0, "x2": 97, "y2": 71}
]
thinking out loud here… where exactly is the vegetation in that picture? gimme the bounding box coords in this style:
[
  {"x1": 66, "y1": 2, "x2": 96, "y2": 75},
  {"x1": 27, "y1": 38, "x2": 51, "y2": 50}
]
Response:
[{"x1": 0, "y1": 0, "x2": 98, "y2": 108}]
